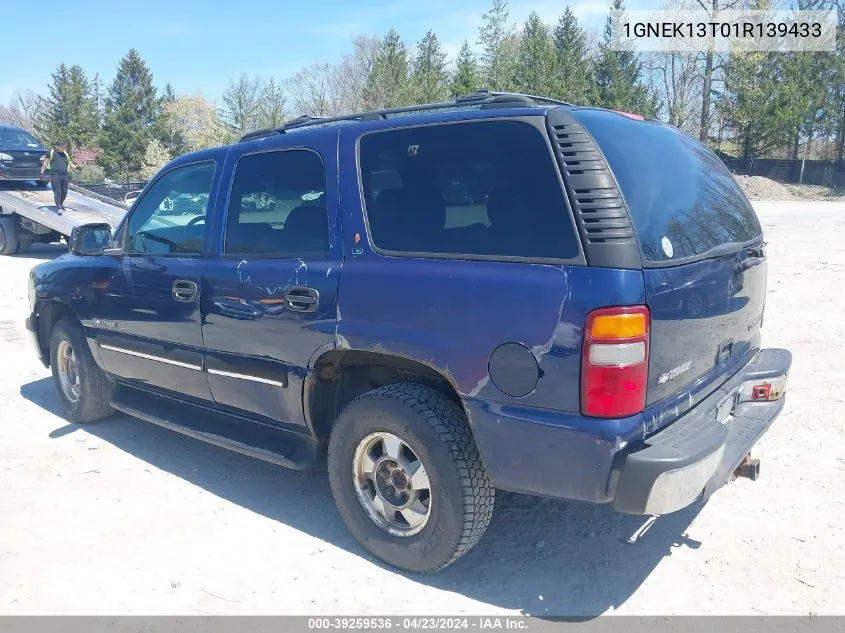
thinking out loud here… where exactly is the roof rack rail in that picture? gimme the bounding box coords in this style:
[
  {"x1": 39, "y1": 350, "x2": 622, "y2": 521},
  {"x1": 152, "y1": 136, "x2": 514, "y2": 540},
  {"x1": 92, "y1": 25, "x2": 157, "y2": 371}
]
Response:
[{"x1": 238, "y1": 90, "x2": 571, "y2": 142}]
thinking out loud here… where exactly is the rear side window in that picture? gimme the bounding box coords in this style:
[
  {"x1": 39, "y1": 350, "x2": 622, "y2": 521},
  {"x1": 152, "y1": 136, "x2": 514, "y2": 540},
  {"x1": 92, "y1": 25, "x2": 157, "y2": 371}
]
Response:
[
  {"x1": 224, "y1": 149, "x2": 329, "y2": 257},
  {"x1": 571, "y1": 109, "x2": 762, "y2": 264},
  {"x1": 359, "y1": 120, "x2": 579, "y2": 260}
]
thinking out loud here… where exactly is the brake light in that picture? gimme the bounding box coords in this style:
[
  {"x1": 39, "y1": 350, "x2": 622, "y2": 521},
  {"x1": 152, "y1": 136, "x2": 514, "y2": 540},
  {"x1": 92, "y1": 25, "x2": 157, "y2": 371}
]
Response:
[{"x1": 582, "y1": 306, "x2": 650, "y2": 418}]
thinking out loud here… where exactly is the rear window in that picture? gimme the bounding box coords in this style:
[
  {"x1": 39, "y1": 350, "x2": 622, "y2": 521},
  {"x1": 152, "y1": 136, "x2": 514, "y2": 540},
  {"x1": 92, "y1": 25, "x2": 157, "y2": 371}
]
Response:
[
  {"x1": 0, "y1": 127, "x2": 41, "y2": 148},
  {"x1": 570, "y1": 109, "x2": 762, "y2": 264},
  {"x1": 359, "y1": 120, "x2": 579, "y2": 260}
]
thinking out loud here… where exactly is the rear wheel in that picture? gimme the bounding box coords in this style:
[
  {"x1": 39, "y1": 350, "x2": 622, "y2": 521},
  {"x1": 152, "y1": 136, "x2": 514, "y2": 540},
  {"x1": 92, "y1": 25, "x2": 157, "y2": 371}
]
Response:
[
  {"x1": 49, "y1": 318, "x2": 114, "y2": 423},
  {"x1": 328, "y1": 383, "x2": 494, "y2": 573},
  {"x1": 0, "y1": 216, "x2": 18, "y2": 255}
]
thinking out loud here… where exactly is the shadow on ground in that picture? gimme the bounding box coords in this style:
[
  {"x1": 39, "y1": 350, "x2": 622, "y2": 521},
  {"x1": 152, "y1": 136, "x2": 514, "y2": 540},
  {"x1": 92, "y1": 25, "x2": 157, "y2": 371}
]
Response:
[
  {"x1": 21, "y1": 376, "x2": 704, "y2": 617},
  {"x1": 12, "y1": 242, "x2": 67, "y2": 261}
]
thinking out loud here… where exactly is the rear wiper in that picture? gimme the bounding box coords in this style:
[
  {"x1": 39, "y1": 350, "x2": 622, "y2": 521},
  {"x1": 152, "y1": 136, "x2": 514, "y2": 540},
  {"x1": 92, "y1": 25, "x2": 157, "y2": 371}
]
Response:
[{"x1": 696, "y1": 241, "x2": 745, "y2": 259}]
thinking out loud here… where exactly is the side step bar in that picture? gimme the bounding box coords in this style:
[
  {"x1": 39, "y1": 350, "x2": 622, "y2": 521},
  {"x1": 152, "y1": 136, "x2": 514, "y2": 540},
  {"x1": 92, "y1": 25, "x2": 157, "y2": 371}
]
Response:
[{"x1": 110, "y1": 385, "x2": 321, "y2": 470}]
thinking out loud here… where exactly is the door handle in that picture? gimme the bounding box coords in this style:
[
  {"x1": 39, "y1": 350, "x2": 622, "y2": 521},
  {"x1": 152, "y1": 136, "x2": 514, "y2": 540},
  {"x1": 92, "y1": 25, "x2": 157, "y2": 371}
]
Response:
[
  {"x1": 172, "y1": 279, "x2": 198, "y2": 303},
  {"x1": 284, "y1": 286, "x2": 319, "y2": 313}
]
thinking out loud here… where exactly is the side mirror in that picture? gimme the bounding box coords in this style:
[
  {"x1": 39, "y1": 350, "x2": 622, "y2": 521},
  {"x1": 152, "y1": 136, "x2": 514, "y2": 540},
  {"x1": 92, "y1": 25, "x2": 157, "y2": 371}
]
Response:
[{"x1": 69, "y1": 223, "x2": 113, "y2": 256}]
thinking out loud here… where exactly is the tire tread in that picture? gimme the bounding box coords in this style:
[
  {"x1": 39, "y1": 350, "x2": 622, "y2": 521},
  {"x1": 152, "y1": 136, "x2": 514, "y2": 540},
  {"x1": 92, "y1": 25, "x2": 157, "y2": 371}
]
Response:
[{"x1": 330, "y1": 382, "x2": 494, "y2": 571}]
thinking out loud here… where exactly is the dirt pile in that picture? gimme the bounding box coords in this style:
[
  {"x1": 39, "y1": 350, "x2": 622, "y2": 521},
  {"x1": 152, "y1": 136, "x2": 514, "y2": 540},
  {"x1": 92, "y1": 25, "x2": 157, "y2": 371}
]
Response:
[{"x1": 733, "y1": 175, "x2": 797, "y2": 201}]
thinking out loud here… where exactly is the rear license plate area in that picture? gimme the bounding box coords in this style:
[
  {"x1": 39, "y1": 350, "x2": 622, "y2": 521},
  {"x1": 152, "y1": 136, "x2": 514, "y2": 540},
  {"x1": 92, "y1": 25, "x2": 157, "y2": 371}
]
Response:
[{"x1": 715, "y1": 387, "x2": 739, "y2": 424}]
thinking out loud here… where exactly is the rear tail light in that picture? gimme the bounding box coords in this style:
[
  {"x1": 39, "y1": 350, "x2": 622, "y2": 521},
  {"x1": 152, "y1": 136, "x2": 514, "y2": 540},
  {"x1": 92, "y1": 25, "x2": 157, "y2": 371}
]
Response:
[
  {"x1": 739, "y1": 374, "x2": 788, "y2": 403},
  {"x1": 581, "y1": 306, "x2": 650, "y2": 418}
]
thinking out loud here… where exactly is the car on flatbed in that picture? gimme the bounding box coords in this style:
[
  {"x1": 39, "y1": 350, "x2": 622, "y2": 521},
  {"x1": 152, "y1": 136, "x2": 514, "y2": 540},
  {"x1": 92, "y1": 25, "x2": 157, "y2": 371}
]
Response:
[
  {"x1": 0, "y1": 125, "x2": 49, "y2": 187},
  {"x1": 25, "y1": 90, "x2": 792, "y2": 573}
]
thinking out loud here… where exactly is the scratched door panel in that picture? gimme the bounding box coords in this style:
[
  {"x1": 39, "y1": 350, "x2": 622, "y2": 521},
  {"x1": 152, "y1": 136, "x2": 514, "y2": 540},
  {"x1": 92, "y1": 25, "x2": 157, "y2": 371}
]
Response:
[
  {"x1": 202, "y1": 258, "x2": 339, "y2": 426},
  {"x1": 200, "y1": 137, "x2": 341, "y2": 428}
]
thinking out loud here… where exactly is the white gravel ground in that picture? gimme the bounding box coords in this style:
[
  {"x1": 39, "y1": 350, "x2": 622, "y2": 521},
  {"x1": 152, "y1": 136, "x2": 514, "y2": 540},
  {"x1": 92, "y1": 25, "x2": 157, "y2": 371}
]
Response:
[{"x1": 0, "y1": 201, "x2": 843, "y2": 616}]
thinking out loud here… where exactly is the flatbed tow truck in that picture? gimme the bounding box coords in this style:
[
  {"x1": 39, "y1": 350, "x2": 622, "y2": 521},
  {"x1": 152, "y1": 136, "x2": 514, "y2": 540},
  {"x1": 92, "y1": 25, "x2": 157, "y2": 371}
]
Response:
[{"x1": 0, "y1": 183, "x2": 127, "y2": 255}]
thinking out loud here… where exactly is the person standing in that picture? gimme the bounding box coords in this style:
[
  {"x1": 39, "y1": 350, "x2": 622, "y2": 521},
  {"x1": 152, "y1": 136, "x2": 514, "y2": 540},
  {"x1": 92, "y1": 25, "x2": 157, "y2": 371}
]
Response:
[{"x1": 40, "y1": 142, "x2": 75, "y2": 215}]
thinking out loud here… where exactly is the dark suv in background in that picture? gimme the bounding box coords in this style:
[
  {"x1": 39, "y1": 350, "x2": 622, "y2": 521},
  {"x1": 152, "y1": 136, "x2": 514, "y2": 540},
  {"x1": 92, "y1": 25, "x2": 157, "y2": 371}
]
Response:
[
  {"x1": 0, "y1": 125, "x2": 49, "y2": 186},
  {"x1": 26, "y1": 91, "x2": 791, "y2": 573}
]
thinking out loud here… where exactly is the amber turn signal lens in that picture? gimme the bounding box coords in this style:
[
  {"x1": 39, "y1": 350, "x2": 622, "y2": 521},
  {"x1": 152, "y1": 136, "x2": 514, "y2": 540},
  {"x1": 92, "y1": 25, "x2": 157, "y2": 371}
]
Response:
[{"x1": 589, "y1": 313, "x2": 648, "y2": 339}]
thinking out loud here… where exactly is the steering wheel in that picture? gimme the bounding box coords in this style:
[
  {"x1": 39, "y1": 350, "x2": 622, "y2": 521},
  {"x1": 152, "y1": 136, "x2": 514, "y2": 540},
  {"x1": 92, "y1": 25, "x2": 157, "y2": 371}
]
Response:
[{"x1": 187, "y1": 216, "x2": 205, "y2": 227}]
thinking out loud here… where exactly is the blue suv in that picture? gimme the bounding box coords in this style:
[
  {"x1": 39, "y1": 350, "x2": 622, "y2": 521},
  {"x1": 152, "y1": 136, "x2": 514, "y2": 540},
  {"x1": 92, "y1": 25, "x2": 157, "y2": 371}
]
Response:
[{"x1": 26, "y1": 91, "x2": 792, "y2": 572}]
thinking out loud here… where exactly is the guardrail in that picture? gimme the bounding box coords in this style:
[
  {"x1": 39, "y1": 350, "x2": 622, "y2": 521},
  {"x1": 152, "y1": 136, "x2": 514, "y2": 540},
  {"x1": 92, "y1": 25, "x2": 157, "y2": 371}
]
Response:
[
  {"x1": 69, "y1": 183, "x2": 129, "y2": 209},
  {"x1": 74, "y1": 181, "x2": 146, "y2": 205}
]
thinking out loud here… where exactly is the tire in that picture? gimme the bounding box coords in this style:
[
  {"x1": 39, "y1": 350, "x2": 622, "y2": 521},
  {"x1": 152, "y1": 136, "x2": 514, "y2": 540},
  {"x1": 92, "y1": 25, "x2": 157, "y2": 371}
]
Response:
[
  {"x1": 16, "y1": 239, "x2": 32, "y2": 254},
  {"x1": 328, "y1": 383, "x2": 494, "y2": 573},
  {"x1": 49, "y1": 317, "x2": 113, "y2": 423},
  {"x1": 0, "y1": 216, "x2": 18, "y2": 255}
]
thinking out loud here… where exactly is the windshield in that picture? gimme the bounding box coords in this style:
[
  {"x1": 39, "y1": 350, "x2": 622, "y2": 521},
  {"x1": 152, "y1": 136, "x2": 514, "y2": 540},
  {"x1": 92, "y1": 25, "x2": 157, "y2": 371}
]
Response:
[
  {"x1": 0, "y1": 127, "x2": 42, "y2": 149},
  {"x1": 570, "y1": 109, "x2": 762, "y2": 265}
]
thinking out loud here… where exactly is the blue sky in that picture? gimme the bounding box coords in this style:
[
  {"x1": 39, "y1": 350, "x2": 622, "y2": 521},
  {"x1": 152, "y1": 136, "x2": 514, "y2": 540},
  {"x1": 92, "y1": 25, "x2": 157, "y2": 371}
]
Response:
[{"x1": 0, "y1": 0, "x2": 652, "y2": 105}]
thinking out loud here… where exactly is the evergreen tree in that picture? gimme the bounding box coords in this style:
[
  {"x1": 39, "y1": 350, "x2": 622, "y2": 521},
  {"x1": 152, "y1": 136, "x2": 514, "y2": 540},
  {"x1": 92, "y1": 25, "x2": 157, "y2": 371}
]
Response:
[
  {"x1": 411, "y1": 30, "x2": 450, "y2": 103},
  {"x1": 154, "y1": 82, "x2": 178, "y2": 153},
  {"x1": 594, "y1": 0, "x2": 659, "y2": 116},
  {"x1": 718, "y1": 50, "x2": 780, "y2": 158},
  {"x1": 553, "y1": 8, "x2": 594, "y2": 104},
  {"x1": 363, "y1": 29, "x2": 411, "y2": 109},
  {"x1": 478, "y1": 0, "x2": 515, "y2": 90},
  {"x1": 98, "y1": 50, "x2": 159, "y2": 180},
  {"x1": 512, "y1": 12, "x2": 557, "y2": 97},
  {"x1": 450, "y1": 41, "x2": 482, "y2": 97},
  {"x1": 91, "y1": 73, "x2": 103, "y2": 128},
  {"x1": 37, "y1": 64, "x2": 99, "y2": 149}
]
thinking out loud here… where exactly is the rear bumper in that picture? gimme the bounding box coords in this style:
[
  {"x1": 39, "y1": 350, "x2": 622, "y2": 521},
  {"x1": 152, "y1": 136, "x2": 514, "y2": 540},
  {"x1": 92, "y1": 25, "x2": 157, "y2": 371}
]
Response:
[
  {"x1": 0, "y1": 166, "x2": 43, "y2": 180},
  {"x1": 612, "y1": 348, "x2": 792, "y2": 515}
]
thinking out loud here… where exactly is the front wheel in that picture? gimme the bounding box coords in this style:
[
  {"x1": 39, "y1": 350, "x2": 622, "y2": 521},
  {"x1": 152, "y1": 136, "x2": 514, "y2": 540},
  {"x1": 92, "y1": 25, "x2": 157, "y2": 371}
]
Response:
[
  {"x1": 328, "y1": 383, "x2": 494, "y2": 573},
  {"x1": 49, "y1": 318, "x2": 114, "y2": 423}
]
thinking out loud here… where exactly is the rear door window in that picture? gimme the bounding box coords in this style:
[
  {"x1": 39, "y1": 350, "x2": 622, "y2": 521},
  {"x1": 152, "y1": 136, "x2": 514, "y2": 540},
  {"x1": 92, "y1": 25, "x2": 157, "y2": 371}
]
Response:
[
  {"x1": 570, "y1": 109, "x2": 762, "y2": 264},
  {"x1": 223, "y1": 149, "x2": 329, "y2": 257},
  {"x1": 358, "y1": 120, "x2": 579, "y2": 261}
]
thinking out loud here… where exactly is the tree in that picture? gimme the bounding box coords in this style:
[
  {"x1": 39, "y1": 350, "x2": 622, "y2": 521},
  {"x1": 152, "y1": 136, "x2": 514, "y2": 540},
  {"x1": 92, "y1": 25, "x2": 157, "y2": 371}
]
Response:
[
  {"x1": 37, "y1": 64, "x2": 99, "y2": 149},
  {"x1": 98, "y1": 50, "x2": 159, "y2": 180},
  {"x1": 594, "y1": 0, "x2": 660, "y2": 116},
  {"x1": 221, "y1": 74, "x2": 263, "y2": 137},
  {"x1": 286, "y1": 63, "x2": 338, "y2": 116},
  {"x1": 718, "y1": 50, "x2": 778, "y2": 157},
  {"x1": 552, "y1": 8, "x2": 594, "y2": 104},
  {"x1": 512, "y1": 12, "x2": 557, "y2": 97},
  {"x1": 259, "y1": 78, "x2": 286, "y2": 128},
  {"x1": 363, "y1": 29, "x2": 412, "y2": 109},
  {"x1": 693, "y1": 0, "x2": 746, "y2": 143},
  {"x1": 450, "y1": 41, "x2": 482, "y2": 97},
  {"x1": 646, "y1": 50, "x2": 701, "y2": 133},
  {"x1": 140, "y1": 138, "x2": 172, "y2": 180},
  {"x1": 478, "y1": 0, "x2": 516, "y2": 90},
  {"x1": 335, "y1": 35, "x2": 382, "y2": 113},
  {"x1": 153, "y1": 82, "x2": 178, "y2": 152},
  {"x1": 161, "y1": 94, "x2": 228, "y2": 154},
  {"x1": 411, "y1": 30, "x2": 450, "y2": 103},
  {"x1": 0, "y1": 91, "x2": 44, "y2": 133}
]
